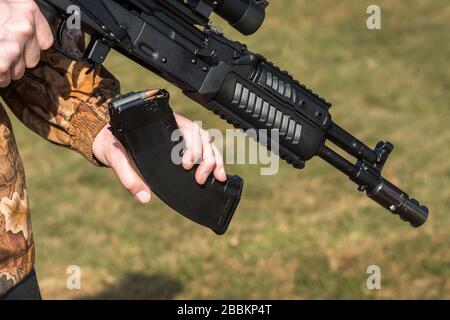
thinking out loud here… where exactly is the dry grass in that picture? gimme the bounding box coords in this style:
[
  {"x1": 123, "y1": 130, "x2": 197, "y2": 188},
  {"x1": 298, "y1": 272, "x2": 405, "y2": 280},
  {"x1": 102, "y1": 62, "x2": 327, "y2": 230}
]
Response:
[{"x1": 6, "y1": 0, "x2": 449, "y2": 299}]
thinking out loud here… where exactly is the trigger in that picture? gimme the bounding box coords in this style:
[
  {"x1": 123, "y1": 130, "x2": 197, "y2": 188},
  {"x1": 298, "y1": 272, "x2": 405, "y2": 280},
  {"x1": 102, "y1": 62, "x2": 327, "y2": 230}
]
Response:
[{"x1": 56, "y1": 18, "x2": 67, "y2": 47}]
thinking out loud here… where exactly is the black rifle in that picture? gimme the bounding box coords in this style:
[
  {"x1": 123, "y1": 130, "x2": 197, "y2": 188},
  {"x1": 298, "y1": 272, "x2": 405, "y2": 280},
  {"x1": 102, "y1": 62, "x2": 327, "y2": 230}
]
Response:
[{"x1": 36, "y1": 0, "x2": 429, "y2": 233}]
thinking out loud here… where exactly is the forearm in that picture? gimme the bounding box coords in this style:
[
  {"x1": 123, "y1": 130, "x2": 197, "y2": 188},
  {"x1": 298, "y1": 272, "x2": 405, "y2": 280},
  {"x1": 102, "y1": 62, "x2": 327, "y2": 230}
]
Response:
[{"x1": 0, "y1": 21, "x2": 120, "y2": 164}]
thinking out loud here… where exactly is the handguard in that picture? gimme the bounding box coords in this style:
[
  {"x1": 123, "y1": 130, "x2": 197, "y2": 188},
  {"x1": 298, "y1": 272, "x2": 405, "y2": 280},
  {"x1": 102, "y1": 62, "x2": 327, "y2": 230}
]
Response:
[{"x1": 109, "y1": 90, "x2": 244, "y2": 235}]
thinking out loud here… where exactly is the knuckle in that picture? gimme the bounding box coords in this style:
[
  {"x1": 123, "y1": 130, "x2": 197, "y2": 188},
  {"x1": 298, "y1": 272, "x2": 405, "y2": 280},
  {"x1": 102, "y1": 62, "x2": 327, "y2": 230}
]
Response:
[
  {"x1": 31, "y1": 2, "x2": 39, "y2": 12},
  {"x1": 17, "y1": 23, "x2": 35, "y2": 38},
  {"x1": 5, "y1": 44, "x2": 21, "y2": 61},
  {"x1": 123, "y1": 177, "x2": 140, "y2": 192},
  {"x1": 26, "y1": 2, "x2": 39, "y2": 16},
  {"x1": 0, "y1": 64, "x2": 10, "y2": 74}
]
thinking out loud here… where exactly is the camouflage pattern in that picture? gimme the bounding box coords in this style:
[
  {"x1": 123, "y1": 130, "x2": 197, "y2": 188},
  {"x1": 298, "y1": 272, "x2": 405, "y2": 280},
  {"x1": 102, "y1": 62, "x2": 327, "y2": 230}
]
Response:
[{"x1": 0, "y1": 22, "x2": 120, "y2": 295}]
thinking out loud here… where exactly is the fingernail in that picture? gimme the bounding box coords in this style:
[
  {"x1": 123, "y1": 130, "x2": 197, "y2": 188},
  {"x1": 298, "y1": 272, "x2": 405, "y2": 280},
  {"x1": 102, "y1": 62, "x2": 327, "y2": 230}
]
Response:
[
  {"x1": 136, "y1": 191, "x2": 151, "y2": 204},
  {"x1": 201, "y1": 173, "x2": 209, "y2": 184},
  {"x1": 220, "y1": 168, "x2": 227, "y2": 179}
]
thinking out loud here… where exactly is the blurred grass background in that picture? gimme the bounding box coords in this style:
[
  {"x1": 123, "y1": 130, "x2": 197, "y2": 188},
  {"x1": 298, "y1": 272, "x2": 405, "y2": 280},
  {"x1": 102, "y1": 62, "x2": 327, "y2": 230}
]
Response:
[{"x1": 7, "y1": 0, "x2": 450, "y2": 299}]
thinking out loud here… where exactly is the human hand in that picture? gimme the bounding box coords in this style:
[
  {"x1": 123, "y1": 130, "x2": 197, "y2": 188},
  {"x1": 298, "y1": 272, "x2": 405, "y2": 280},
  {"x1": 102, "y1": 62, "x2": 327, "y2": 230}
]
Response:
[
  {"x1": 0, "y1": 0, "x2": 53, "y2": 87},
  {"x1": 92, "y1": 113, "x2": 227, "y2": 204}
]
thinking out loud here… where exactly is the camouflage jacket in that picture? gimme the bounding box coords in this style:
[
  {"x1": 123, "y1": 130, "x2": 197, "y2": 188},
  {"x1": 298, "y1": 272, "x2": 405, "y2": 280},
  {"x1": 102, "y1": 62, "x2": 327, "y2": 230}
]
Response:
[{"x1": 0, "y1": 23, "x2": 120, "y2": 295}]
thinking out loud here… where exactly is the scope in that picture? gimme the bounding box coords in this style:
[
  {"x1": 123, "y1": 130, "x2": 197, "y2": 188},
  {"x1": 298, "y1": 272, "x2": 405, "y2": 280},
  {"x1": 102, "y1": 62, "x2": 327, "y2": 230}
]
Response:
[{"x1": 186, "y1": 0, "x2": 269, "y2": 35}]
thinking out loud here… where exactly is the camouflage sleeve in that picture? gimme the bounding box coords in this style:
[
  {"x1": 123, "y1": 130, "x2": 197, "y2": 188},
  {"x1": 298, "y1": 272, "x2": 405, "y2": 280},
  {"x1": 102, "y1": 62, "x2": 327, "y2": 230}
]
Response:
[{"x1": 0, "y1": 23, "x2": 120, "y2": 165}]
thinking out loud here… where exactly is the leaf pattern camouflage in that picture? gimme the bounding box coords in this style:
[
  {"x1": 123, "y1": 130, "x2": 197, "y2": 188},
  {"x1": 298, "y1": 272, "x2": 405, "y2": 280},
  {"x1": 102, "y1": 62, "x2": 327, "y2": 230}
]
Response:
[{"x1": 0, "y1": 20, "x2": 120, "y2": 296}]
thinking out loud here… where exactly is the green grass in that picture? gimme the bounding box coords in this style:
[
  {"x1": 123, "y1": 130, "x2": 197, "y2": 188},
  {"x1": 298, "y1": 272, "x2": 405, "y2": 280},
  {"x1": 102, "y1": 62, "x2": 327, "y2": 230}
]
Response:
[{"x1": 6, "y1": 0, "x2": 450, "y2": 299}]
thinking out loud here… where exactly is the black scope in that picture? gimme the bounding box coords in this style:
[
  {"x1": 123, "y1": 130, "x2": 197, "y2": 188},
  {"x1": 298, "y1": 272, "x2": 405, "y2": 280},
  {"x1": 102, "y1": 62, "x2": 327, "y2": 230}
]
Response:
[
  {"x1": 214, "y1": 0, "x2": 268, "y2": 35},
  {"x1": 185, "y1": 0, "x2": 268, "y2": 35}
]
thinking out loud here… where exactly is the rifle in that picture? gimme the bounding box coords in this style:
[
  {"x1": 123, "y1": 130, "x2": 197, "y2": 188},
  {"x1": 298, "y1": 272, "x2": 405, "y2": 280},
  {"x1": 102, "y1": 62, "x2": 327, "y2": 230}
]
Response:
[{"x1": 36, "y1": 0, "x2": 429, "y2": 233}]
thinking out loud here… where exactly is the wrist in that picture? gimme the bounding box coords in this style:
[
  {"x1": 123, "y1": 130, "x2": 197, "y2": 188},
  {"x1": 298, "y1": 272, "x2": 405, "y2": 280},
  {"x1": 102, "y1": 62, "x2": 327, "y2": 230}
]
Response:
[{"x1": 92, "y1": 125, "x2": 112, "y2": 167}]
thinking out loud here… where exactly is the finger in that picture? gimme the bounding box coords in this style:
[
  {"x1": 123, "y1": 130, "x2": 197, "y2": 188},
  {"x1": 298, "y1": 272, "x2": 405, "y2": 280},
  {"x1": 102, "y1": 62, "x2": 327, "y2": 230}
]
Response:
[
  {"x1": 0, "y1": 46, "x2": 15, "y2": 87},
  {"x1": 212, "y1": 144, "x2": 227, "y2": 182},
  {"x1": 0, "y1": 71, "x2": 12, "y2": 88},
  {"x1": 195, "y1": 130, "x2": 216, "y2": 185},
  {"x1": 108, "y1": 142, "x2": 151, "y2": 204},
  {"x1": 34, "y1": 8, "x2": 54, "y2": 50},
  {"x1": 24, "y1": 34, "x2": 41, "y2": 68},
  {"x1": 11, "y1": 58, "x2": 26, "y2": 80},
  {"x1": 180, "y1": 123, "x2": 203, "y2": 170}
]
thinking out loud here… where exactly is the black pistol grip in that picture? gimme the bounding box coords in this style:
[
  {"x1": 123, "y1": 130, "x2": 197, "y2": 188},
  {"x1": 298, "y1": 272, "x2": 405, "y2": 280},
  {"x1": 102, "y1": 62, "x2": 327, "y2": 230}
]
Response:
[{"x1": 109, "y1": 90, "x2": 244, "y2": 235}]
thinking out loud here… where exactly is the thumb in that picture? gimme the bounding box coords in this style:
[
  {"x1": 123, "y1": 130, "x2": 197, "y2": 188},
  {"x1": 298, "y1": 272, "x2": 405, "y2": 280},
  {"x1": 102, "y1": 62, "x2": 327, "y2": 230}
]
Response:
[{"x1": 107, "y1": 141, "x2": 151, "y2": 204}]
